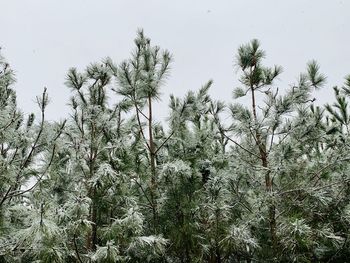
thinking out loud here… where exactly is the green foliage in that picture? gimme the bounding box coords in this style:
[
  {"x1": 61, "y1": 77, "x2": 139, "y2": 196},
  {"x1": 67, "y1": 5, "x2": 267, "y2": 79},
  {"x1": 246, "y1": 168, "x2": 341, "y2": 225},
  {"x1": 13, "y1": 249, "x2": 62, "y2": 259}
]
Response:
[{"x1": 1, "y1": 33, "x2": 350, "y2": 263}]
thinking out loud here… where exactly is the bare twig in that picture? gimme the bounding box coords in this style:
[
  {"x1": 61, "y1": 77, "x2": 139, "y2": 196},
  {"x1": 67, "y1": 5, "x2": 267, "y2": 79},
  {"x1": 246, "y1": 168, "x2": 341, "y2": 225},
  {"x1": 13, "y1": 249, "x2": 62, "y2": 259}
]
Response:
[
  {"x1": 220, "y1": 129, "x2": 260, "y2": 158},
  {"x1": 155, "y1": 131, "x2": 174, "y2": 155}
]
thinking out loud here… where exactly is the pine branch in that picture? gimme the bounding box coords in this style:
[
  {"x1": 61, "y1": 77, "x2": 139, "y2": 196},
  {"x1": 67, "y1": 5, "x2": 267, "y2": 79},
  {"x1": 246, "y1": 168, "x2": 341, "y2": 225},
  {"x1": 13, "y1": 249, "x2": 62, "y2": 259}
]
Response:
[
  {"x1": 154, "y1": 131, "x2": 174, "y2": 155},
  {"x1": 220, "y1": 129, "x2": 260, "y2": 158},
  {"x1": 73, "y1": 234, "x2": 84, "y2": 263}
]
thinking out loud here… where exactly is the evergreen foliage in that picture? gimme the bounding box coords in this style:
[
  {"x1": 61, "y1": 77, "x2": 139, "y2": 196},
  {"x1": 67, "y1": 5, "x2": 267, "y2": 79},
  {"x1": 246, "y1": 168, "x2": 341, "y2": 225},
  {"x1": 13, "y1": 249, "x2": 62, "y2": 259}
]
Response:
[{"x1": 1, "y1": 32, "x2": 350, "y2": 262}]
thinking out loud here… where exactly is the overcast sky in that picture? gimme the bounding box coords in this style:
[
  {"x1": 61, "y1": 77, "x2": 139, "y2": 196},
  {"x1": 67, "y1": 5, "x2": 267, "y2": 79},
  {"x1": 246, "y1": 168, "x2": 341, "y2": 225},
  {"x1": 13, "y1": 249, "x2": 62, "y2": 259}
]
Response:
[{"x1": 1, "y1": 0, "x2": 349, "y2": 121}]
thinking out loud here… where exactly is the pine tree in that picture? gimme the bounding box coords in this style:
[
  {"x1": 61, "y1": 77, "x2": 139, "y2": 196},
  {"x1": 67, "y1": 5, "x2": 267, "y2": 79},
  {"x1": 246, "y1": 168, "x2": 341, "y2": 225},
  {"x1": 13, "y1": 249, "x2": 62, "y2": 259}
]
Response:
[
  {"x1": 0, "y1": 51, "x2": 65, "y2": 262},
  {"x1": 116, "y1": 29, "x2": 172, "y2": 233},
  {"x1": 1, "y1": 32, "x2": 350, "y2": 263}
]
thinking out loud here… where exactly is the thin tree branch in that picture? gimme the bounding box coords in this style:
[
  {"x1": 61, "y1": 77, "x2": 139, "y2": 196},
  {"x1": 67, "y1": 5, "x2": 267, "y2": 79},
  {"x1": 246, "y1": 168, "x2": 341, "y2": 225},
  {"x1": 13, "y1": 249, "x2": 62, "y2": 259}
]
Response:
[
  {"x1": 154, "y1": 131, "x2": 174, "y2": 155},
  {"x1": 8, "y1": 144, "x2": 56, "y2": 198},
  {"x1": 132, "y1": 177, "x2": 153, "y2": 209},
  {"x1": 73, "y1": 234, "x2": 84, "y2": 263},
  {"x1": 134, "y1": 101, "x2": 151, "y2": 152},
  {"x1": 136, "y1": 105, "x2": 149, "y2": 120},
  {"x1": 220, "y1": 129, "x2": 260, "y2": 158}
]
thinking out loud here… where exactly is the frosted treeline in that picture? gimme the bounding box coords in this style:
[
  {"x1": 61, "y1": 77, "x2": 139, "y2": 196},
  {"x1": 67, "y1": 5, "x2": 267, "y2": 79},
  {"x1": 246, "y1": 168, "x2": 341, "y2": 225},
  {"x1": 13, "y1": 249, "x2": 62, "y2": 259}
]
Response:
[{"x1": 1, "y1": 30, "x2": 350, "y2": 262}]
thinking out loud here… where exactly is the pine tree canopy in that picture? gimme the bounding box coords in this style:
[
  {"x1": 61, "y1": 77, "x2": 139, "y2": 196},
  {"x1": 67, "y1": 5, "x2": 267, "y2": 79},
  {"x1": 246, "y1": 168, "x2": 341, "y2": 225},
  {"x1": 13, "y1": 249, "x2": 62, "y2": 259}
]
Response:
[{"x1": 1, "y1": 31, "x2": 350, "y2": 263}]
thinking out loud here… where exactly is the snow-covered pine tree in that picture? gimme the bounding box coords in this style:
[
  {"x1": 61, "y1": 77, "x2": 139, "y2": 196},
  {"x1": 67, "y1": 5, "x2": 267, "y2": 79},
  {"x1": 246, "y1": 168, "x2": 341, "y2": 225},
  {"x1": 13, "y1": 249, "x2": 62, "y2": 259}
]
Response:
[
  {"x1": 1, "y1": 32, "x2": 350, "y2": 263},
  {"x1": 47, "y1": 51, "x2": 168, "y2": 262},
  {"x1": 225, "y1": 39, "x2": 350, "y2": 262},
  {"x1": 115, "y1": 29, "x2": 172, "y2": 234},
  {"x1": 0, "y1": 51, "x2": 65, "y2": 262}
]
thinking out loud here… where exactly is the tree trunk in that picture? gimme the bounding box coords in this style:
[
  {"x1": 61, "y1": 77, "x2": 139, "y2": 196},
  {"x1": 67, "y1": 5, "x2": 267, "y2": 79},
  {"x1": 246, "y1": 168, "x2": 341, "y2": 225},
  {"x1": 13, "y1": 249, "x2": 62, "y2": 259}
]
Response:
[
  {"x1": 87, "y1": 188, "x2": 98, "y2": 251},
  {"x1": 251, "y1": 84, "x2": 277, "y2": 249},
  {"x1": 148, "y1": 95, "x2": 158, "y2": 232},
  {"x1": 91, "y1": 196, "x2": 98, "y2": 250}
]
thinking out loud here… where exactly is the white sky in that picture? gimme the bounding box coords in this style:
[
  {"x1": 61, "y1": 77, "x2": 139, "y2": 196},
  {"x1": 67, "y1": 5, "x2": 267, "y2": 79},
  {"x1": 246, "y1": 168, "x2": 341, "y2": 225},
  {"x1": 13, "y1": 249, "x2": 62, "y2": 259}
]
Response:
[{"x1": 1, "y1": 0, "x2": 349, "y2": 121}]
